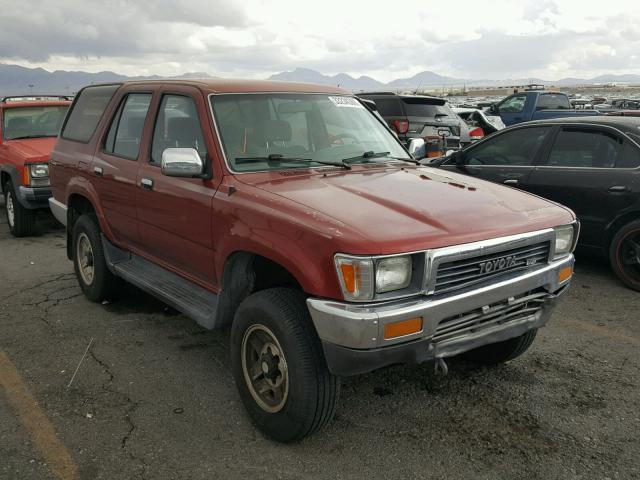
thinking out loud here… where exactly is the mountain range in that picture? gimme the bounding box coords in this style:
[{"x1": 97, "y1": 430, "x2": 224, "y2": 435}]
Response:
[{"x1": 1, "y1": 63, "x2": 640, "y2": 96}]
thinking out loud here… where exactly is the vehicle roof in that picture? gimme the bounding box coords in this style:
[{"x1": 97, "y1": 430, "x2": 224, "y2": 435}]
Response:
[
  {"x1": 518, "y1": 115, "x2": 640, "y2": 133},
  {"x1": 94, "y1": 79, "x2": 349, "y2": 95},
  {"x1": 357, "y1": 91, "x2": 444, "y2": 101}
]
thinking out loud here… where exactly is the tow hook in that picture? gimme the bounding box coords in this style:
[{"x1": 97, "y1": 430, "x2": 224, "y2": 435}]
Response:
[{"x1": 434, "y1": 357, "x2": 449, "y2": 376}]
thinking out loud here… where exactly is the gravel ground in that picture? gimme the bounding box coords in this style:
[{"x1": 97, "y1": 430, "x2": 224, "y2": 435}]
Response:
[{"x1": 0, "y1": 198, "x2": 639, "y2": 480}]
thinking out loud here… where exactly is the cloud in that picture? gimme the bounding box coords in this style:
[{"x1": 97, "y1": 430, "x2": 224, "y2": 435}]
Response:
[{"x1": 0, "y1": 0, "x2": 639, "y2": 81}]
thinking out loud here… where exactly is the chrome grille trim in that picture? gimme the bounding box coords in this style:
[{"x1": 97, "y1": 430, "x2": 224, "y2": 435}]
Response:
[
  {"x1": 433, "y1": 241, "x2": 551, "y2": 294},
  {"x1": 424, "y1": 228, "x2": 555, "y2": 295}
]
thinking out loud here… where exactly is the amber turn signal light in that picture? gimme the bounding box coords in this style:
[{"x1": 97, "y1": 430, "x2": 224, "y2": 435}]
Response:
[
  {"x1": 384, "y1": 317, "x2": 423, "y2": 340},
  {"x1": 558, "y1": 266, "x2": 573, "y2": 283},
  {"x1": 340, "y1": 264, "x2": 356, "y2": 293},
  {"x1": 21, "y1": 167, "x2": 30, "y2": 186}
]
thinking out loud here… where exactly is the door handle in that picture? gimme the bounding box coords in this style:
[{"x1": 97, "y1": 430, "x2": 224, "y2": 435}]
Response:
[
  {"x1": 94, "y1": 166, "x2": 103, "y2": 177},
  {"x1": 503, "y1": 179, "x2": 519, "y2": 185},
  {"x1": 140, "y1": 178, "x2": 154, "y2": 191},
  {"x1": 608, "y1": 185, "x2": 628, "y2": 193}
]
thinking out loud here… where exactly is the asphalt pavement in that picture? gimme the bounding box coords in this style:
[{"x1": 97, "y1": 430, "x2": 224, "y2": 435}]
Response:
[{"x1": 1, "y1": 197, "x2": 639, "y2": 480}]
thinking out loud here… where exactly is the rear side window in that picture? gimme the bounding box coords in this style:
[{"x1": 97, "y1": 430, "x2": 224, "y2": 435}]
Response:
[
  {"x1": 546, "y1": 128, "x2": 639, "y2": 168},
  {"x1": 372, "y1": 98, "x2": 404, "y2": 117},
  {"x1": 536, "y1": 94, "x2": 571, "y2": 111},
  {"x1": 104, "y1": 93, "x2": 152, "y2": 160},
  {"x1": 62, "y1": 85, "x2": 119, "y2": 142}
]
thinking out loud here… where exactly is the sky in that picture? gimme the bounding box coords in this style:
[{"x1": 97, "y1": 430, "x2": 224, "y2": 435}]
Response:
[{"x1": 0, "y1": 0, "x2": 639, "y2": 81}]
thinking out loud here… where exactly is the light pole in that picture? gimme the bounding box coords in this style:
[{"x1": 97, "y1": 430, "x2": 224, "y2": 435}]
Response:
[{"x1": 28, "y1": 84, "x2": 34, "y2": 95}]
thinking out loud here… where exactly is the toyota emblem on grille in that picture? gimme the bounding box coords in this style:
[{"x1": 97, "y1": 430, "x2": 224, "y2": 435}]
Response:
[{"x1": 478, "y1": 255, "x2": 517, "y2": 274}]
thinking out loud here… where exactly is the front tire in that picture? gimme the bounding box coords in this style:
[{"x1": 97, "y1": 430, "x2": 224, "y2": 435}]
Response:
[
  {"x1": 4, "y1": 181, "x2": 35, "y2": 237},
  {"x1": 72, "y1": 214, "x2": 119, "y2": 302},
  {"x1": 609, "y1": 220, "x2": 640, "y2": 291},
  {"x1": 461, "y1": 329, "x2": 537, "y2": 365},
  {"x1": 230, "y1": 288, "x2": 339, "y2": 442}
]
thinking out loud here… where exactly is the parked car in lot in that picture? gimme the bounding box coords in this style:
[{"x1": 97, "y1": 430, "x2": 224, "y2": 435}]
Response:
[
  {"x1": 453, "y1": 107, "x2": 505, "y2": 136},
  {"x1": 49, "y1": 80, "x2": 577, "y2": 442},
  {"x1": 356, "y1": 92, "x2": 465, "y2": 154},
  {"x1": 433, "y1": 116, "x2": 640, "y2": 290},
  {"x1": 488, "y1": 91, "x2": 600, "y2": 126},
  {"x1": 0, "y1": 96, "x2": 71, "y2": 236}
]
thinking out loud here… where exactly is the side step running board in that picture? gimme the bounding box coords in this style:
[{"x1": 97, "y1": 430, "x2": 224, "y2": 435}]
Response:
[{"x1": 102, "y1": 235, "x2": 219, "y2": 329}]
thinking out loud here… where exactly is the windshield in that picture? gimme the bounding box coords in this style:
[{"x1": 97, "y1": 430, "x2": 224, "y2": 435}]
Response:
[
  {"x1": 3, "y1": 106, "x2": 69, "y2": 140},
  {"x1": 211, "y1": 93, "x2": 409, "y2": 172}
]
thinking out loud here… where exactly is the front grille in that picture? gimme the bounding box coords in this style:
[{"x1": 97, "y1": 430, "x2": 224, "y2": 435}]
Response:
[
  {"x1": 433, "y1": 241, "x2": 550, "y2": 295},
  {"x1": 432, "y1": 290, "x2": 548, "y2": 344}
]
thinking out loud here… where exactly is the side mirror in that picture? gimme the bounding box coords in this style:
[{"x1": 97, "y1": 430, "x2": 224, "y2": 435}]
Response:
[
  {"x1": 451, "y1": 150, "x2": 466, "y2": 167},
  {"x1": 407, "y1": 138, "x2": 426, "y2": 159},
  {"x1": 161, "y1": 148, "x2": 204, "y2": 177}
]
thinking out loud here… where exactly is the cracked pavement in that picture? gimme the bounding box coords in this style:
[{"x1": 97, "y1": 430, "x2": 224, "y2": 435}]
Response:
[{"x1": 1, "y1": 198, "x2": 639, "y2": 480}]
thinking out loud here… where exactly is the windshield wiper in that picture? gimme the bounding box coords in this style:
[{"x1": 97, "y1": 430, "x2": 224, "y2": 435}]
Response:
[
  {"x1": 235, "y1": 154, "x2": 351, "y2": 169},
  {"x1": 343, "y1": 151, "x2": 421, "y2": 166}
]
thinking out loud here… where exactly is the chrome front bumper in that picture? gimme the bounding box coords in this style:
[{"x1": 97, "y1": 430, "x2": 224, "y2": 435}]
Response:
[{"x1": 307, "y1": 254, "x2": 573, "y2": 376}]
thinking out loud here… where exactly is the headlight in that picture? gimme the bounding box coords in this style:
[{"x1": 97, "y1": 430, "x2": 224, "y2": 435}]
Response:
[
  {"x1": 29, "y1": 163, "x2": 49, "y2": 178},
  {"x1": 553, "y1": 224, "x2": 576, "y2": 258},
  {"x1": 335, "y1": 254, "x2": 413, "y2": 301},
  {"x1": 376, "y1": 256, "x2": 411, "y2": 293},
  {"x1": 26, "y1": 163, "x2": 50, "y2": 187}
]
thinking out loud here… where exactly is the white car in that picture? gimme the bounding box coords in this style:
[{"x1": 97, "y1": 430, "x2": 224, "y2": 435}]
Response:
[{"x1": 453, "y1": 107, "x2": 505, "y2": 136}]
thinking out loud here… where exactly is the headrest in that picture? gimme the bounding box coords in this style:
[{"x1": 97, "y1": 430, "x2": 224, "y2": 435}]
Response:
[
  {"x1": 167, "y1": 116, "x2": 197, "y2": 143},
  {"x1": 262, "y1": 120, "x2": 292, "y2": 143},
  {"x1": 7, "y1": 117, "x2": 29, "y2": 130}
]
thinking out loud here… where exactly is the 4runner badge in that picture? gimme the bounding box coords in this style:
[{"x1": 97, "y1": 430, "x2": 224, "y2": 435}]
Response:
[{"x1": 478, "y1": 255, "x2": 517, "y2": 274}]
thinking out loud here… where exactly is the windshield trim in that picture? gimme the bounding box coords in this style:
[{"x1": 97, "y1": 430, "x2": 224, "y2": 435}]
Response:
[{"x1": 207, "y1": 92, "x2": 412, "y2": 175}]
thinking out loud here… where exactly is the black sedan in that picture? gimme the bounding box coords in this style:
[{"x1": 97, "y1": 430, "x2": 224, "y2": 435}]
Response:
[{"x1": 433, "y1": 116, "x2": 640, "y2": 291}]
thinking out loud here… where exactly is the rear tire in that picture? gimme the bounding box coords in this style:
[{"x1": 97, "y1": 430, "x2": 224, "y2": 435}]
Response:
[
  {"x1": 609, "y1": 220, "x2": 640, "y2": 291},
  {"x1": 461, "y1": 329, "x2": 537, "y2": 365},
  {"x1": 4, "y1": 181, "x2": 35, "y2": 237},
  {"x1": 72, "y1": 214, "x2": 119, "y2": 302},
  {"x1": 230, "y1": 288, "x2": 339, "y2": 442}
]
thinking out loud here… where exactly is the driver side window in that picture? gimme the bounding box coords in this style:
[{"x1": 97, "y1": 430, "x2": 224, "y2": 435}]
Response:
[
  {"x1": 498, "y1": 94, "x2": 527, "y2": 113},
  {"x1": 466, "y1": 127, "x2": 550, "y2": 166}
]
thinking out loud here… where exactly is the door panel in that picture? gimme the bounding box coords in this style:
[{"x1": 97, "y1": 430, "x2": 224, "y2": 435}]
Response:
[
  {"x1": 136, "y1": 90, "x2": 218, "y2": 288},
  {"x1": 92, "y1": 92, "x2": 152, "y2": 247},
  {"x1": 527, "y1": 126, "x2": 640, "y2": 247}
]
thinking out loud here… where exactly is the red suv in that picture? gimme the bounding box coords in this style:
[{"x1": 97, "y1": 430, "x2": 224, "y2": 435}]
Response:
[
  {"x1": 0, "y1": 96, "x2": 71, "y2": 236},
  {"x1": 49, "y1": 80, "x2": 578, "y2": 442}
]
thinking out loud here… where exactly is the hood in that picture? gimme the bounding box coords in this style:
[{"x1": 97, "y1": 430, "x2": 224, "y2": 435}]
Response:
[
  {"x1": 3, "y1": 137, "x2": 57, "y2": 162},
  {"x1": 236, "y1": 165, "x2": 574, "y2": 254}
]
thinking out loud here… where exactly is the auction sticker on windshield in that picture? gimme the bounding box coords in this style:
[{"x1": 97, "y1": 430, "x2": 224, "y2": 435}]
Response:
[{"x1": 329, "y1": 96, "x2": 363, "y2": 108}]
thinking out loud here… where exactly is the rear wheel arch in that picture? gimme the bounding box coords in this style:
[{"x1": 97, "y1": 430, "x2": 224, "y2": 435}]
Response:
[
  {"x1": 605, "y1": 211, "x2": 640, "y2": 248},
  {"x1": 216, "y1": 251, "x2": 303, "y2": 328}
]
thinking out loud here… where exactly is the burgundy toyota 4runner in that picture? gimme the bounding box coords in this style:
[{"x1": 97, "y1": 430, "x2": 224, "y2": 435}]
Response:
[
  {"x1": 49, "y1": 80, "x2": 578, "y2": 442},
  {"x1": 0, "y1": 96, "x2": 71, "y2": 236}
]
